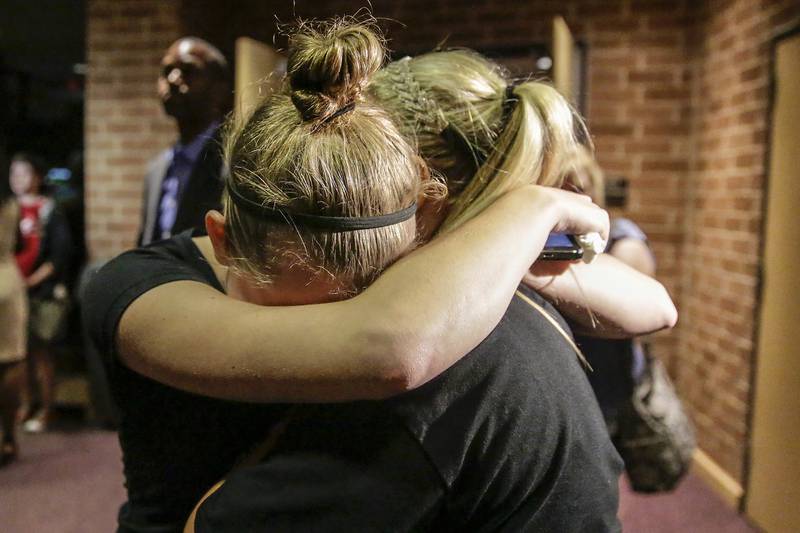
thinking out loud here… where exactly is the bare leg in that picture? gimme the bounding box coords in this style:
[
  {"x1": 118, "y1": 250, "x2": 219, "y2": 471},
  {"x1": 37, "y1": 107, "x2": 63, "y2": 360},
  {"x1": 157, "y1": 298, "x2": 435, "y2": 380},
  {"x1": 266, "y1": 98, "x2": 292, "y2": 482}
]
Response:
[
  {"x1": 24, "y1": 348, "x2": 53, "y2": 433},
  {"x1": 0, "y1": 361, "x2": 26, "y2": 466}
]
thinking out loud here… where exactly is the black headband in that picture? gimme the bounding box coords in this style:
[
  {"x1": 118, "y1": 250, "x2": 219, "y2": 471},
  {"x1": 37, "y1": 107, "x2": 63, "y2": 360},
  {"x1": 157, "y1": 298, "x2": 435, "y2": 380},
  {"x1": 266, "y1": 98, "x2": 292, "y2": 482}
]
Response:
[
  {"x1": 502, "y1": 80, "x2": 522, "y2": 120},
  {"x1": 322, "y1": 102, "x2": 356, "y2": 124},
  {"x1": 310, "y1": 102, "x2": 357, "y2": 133},
  {"x1": 226, "y1": 183, "x2": 417, "y2": 231}
]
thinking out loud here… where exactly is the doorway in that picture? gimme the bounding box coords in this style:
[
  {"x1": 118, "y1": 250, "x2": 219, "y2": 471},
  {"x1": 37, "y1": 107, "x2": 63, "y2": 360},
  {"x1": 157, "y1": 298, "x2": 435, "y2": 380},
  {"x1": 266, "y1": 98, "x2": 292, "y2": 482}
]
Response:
[{"x1": 746, "y1": 28, "x2": 800, "y2": 533}]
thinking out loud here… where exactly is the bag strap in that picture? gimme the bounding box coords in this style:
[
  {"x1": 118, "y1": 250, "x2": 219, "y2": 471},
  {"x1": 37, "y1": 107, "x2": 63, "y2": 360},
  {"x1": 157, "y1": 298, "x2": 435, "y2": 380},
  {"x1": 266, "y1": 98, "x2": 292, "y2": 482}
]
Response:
[
  {"x1": 514, "y1": 289, "x2": 591, "y2": 370},
  {"x1": 186, "y1": 406, "x2": 300, "y2": 531},
  {"x1": 233, "y1": 405, "x2": 300, "y2": 470}
]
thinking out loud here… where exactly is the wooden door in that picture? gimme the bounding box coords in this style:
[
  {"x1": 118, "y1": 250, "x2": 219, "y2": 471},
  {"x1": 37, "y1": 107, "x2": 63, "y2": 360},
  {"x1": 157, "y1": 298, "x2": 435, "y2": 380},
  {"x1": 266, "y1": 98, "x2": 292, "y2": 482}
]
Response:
[
  {"x1": 746, "y1": 29, "x2": 800, "y2": 533},
  {"x1": 234, "y1": 37, "x2": 286, "y2": 118},
  {"x1": 552, "y1": 16, "x2": 575, "y2": 103},
  {"x1": 551, "y1": 16, "x2": 586, "y2": 116}
]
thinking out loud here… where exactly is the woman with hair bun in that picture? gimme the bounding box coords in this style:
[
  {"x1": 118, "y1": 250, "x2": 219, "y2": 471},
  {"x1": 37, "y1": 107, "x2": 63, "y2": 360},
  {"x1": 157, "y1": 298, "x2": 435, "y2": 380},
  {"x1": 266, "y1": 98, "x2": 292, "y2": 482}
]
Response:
[{"x1": 86, "y1": 19, "x2": 611, "y2": 532}]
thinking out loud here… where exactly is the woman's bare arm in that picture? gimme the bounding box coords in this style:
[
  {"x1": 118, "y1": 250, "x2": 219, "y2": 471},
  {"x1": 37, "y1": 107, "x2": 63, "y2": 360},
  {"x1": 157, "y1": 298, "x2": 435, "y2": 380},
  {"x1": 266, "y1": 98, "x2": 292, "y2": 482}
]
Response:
[
  {"x1": 26, "y1": 261, "x2": 54, "y2": 288},
  {"x1": 117, "y1": 185, "x2": 609, "y2": 403},
  {"x1": 608, "y1": 238, "x2": 656, "y2": 276},
  {"x1": 523, "y1": 247, "x2": 677, "y2": 339}
]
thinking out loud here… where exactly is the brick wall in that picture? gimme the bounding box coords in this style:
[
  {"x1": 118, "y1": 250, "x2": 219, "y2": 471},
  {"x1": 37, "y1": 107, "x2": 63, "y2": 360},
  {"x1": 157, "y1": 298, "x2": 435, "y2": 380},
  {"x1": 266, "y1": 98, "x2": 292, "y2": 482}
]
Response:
[
  {"x1": 680, "y1": 0, "x2": 800, "y2": 482},
  {"x1": 89, "y1": 0, "x2": 693, "y2": 306},
  {"x1": 85, "y1": 0, "x2": 180, "y2": 258},
  {"x1": 85, "y1": 0, "x2": 798, "y2": 486}
]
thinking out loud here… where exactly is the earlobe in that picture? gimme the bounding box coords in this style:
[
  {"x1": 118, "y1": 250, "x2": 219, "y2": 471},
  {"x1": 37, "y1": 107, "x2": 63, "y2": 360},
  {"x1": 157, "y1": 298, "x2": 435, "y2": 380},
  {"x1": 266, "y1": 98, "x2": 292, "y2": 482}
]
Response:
[
  {"x1": 415, "y1": 155, "x2": 433, "y2": 209},
  {"x1": 205, "y1": 210, "x2": 230, "y2": 265}
]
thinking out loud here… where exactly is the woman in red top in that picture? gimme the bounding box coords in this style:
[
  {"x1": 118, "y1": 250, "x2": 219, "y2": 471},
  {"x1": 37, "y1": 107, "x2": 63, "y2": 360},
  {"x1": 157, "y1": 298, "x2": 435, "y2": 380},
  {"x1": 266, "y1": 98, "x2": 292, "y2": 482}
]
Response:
[
  {"x1": 9, "y1": 153, "x2": 73, "y2": 432},
  {"x1": 10, "y1": 154, "x2": 48, "y2": 278}
]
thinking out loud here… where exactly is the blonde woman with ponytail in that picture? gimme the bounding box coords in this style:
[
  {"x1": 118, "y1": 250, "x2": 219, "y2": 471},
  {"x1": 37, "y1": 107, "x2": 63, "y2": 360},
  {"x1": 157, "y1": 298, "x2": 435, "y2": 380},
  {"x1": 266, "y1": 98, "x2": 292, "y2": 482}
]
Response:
[
  {"x1": 372, "y1": 52, "x2": 576, "y2": 233},
  {"x1": 370, "y1": 50, "x2": 677, "y2": 338},
  {"x1": 85, "y1": 19, "x2": 611, "y2": 533}
]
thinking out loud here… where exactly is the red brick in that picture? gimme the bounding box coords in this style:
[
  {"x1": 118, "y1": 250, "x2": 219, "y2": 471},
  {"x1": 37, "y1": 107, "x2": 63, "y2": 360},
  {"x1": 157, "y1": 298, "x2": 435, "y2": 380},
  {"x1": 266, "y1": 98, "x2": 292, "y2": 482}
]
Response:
[
  {"x1": 627, "y1": 69, "x2": 675, "y2": 84},
  {"x1": 590, "y1": 122, "x2": 635, "y2": 136},
  {"x1": 645, "y1": 87, "x2": 690, "y2": 100}
]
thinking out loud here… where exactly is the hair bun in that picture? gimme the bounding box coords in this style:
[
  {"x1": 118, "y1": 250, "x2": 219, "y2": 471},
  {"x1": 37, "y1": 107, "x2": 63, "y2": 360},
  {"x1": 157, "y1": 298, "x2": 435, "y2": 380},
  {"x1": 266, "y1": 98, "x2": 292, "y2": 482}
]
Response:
[{"x1": 288, "y1": 19, "x2": 385, "y2": 122}]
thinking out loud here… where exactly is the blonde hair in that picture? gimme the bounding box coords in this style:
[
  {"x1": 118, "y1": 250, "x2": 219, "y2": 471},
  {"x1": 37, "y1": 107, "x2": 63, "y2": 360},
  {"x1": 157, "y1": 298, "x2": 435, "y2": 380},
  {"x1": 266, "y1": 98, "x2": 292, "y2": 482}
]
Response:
[
  {"x1": 370, "y1": 49, "x2": 591, "y2": 366},
  {"x1": 370, "y1": 50, "x2": 587, "y2": 234},
  {"x1": 563, "y1": 145, "x2": 606, "y2": 207},
  {"x1": 222, "y1": 19, "x2": 420, "y2": 291}
]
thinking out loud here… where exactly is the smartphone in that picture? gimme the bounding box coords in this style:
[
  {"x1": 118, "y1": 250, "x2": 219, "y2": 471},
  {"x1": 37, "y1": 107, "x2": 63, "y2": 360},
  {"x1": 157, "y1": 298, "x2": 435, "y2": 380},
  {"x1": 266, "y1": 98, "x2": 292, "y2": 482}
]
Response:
[{"x1": 538, "y1": 232, "x2": 584, "y2": 261}]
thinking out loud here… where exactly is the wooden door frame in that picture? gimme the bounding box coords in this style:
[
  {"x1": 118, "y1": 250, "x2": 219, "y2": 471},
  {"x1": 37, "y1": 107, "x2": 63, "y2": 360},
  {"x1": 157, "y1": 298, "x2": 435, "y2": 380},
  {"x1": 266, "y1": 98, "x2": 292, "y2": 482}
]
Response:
[{"x1": 742, "y1": 22, "x2": 800, "y2": 513}]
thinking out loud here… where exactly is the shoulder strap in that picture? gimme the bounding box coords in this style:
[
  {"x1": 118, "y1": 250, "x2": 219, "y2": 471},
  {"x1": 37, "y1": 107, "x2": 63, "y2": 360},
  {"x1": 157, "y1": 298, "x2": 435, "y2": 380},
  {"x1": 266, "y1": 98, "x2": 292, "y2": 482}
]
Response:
[
  {"x1": 185, "y1": 406, "x2": 300, "y2": 531},
  {"x1": 514, "y1": 289, "x2": 591, "y2": 370},
  {"x1": 233, "y1": 405, "x2": 300, "y2": 470}
]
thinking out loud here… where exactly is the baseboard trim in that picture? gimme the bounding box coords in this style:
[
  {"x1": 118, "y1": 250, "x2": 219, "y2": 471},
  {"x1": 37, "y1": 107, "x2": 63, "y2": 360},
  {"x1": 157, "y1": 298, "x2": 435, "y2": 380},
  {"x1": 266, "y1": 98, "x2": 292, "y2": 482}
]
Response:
[{"x1": 691, "y1": 448, "x2": 744, "y2": 509}]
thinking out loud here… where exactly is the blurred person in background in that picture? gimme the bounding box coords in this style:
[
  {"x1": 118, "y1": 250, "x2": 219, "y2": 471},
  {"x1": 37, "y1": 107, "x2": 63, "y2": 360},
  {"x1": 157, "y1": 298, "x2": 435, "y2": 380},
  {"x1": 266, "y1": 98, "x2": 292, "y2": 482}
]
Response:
[
  {"x1": 0, "y1": 154, "x2": 28, "y2": 466},
  {"x1": 46, "y1": 150, "x2": 87, "y2": 284},
  {"x1": 562, "y1": 147, "x2": 660, "y2": 431},
  {"x1": 10, "y1": 152, "x2": 74, "y2": 433},
  {"x1": 138, "y1": 37, "x2": 231, "y2": 246}
]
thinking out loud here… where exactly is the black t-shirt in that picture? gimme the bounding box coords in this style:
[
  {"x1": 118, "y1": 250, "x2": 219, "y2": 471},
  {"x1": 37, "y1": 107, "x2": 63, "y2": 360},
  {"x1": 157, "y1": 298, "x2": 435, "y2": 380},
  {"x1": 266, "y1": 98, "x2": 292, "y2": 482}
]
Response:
[
  {"x1": 194, "y1": 285, "x2": 623, "y2": 532},
  {"x1": 83, "y1": 231, "x2": 288, "y2": 533}
]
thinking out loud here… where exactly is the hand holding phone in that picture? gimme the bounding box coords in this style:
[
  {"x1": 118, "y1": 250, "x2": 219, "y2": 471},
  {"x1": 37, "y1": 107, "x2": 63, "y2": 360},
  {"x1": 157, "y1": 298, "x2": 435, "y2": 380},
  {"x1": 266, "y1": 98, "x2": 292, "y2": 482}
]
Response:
[{"x1": 538, "y1": 233, "x2": 584, "y2": 261}]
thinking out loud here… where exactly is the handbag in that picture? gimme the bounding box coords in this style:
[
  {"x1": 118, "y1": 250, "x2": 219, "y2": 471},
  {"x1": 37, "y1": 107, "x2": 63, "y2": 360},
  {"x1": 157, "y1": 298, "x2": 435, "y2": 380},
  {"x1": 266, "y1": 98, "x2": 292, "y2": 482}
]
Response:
[
  {"x1": 29, "y1": 286, "x2": 71, "y2": 344},
  {"x1": 615, "y1": 351, "x2": 696, "y2": 493}
]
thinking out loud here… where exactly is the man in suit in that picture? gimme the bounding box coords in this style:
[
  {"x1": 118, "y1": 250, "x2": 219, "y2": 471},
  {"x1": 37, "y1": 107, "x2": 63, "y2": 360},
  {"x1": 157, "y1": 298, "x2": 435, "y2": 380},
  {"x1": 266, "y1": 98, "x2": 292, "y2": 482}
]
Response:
[{"x1": 139, "y1": 37, "x2": 231, "y2": 246}]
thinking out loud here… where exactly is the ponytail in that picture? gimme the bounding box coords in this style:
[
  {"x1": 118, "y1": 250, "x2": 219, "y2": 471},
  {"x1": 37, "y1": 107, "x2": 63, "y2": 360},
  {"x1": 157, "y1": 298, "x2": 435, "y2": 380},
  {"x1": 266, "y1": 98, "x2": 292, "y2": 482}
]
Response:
[{"x1": 441, "y1": 81, "x2": 585, "y2": 232}]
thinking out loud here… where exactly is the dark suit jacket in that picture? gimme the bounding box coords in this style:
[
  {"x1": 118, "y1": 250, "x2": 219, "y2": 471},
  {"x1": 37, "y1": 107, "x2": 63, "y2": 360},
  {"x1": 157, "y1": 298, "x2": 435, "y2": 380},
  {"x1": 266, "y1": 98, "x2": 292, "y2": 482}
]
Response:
[{"x1": 138, "y1": 130, "x2": 224, "y2": 246}]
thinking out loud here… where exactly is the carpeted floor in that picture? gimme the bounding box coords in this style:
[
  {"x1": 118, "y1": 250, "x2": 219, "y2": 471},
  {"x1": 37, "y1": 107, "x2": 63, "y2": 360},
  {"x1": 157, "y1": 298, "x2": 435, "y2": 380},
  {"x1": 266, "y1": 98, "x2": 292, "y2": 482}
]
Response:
[
  {"x1": 0, "y1": 421, "x2": 759, "y2": 533},
  {"x1": 618, "y1": 474, "x2": 758, "y2": 532},
  {"x1": 0, "y1": 424, "x2": 124, "y2": 533}
]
